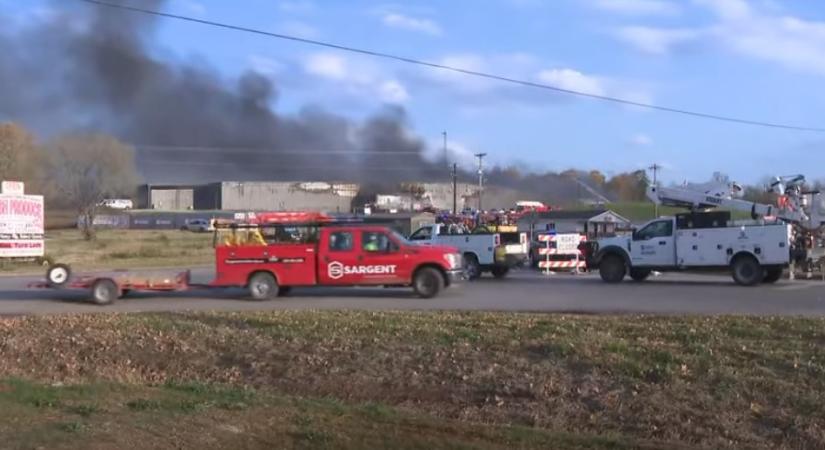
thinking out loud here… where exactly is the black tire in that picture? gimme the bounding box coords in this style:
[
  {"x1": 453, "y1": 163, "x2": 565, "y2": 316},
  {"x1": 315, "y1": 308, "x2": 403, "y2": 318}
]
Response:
[
  {"x1": 463, "y1": 254, "x2": 481, "y2": 280},
  {"x1": 731, "y1": 255, "x2": 763, "y2": 286},
  {"x1": 46, "y1": 263, "x2": 72, "y2": 288},
  {"x1": 763, "y1": 267, "x2": 783, "y2": 284},
  {"x1": 599, "y1": 254, "x2": 626, "y2": 283},
  {"x1": 629, "y1": 268, "x2": 651, "y2": 282},
  {"x1": 278, "y1": 286, "x2": 292, "y2": 297},
  {"x1": 248, "y1": 272, "x2": 278, "y2": 300},
  {"x1": 491, "y1": 266, "x2": 510, "y2": 279},
  {"x1": 413, "y1": 267, "x2": 444, "y2": 299},
  {"x1": 90, "y1": 278, "x2": 118, "y2": 305}
]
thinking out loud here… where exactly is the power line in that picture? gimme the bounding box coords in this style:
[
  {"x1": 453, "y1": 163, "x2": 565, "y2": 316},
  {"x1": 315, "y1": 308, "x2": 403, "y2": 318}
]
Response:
[
  {"x1": 79, "y1": 0, "x2": 825, "y2": 133},
  {"x1": 134, "y1": 145, "x2": 423, "y2": 155},
  {"x1": 140, "y1": 160, "x2": 444, "y2": 171}
]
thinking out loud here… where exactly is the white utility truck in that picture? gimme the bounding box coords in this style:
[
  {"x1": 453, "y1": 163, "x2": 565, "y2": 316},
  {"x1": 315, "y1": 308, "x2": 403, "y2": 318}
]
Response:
[
  {"x1": 595, "y1": 173, "x2": 825, "y2": 286},
  {"x1": 596, "y1": 211, "x2": 790, "y2": 285},
  {"x1": 409, "y1": 223, "x2": 528, "y2": 279}
]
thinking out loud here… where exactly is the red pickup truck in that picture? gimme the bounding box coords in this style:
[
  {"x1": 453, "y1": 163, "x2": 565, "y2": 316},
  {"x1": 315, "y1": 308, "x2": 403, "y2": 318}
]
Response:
[
  {"x1": 212, "y1": 214, "x2": 464, "y2": 299},
  {"x1": 37, "y1": 212, "x2": 464, "y2": 304}
]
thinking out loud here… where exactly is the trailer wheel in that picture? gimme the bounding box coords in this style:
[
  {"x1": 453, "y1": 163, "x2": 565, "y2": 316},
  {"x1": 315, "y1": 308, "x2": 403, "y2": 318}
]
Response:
[
  {"x1": 629, "y1": 269, "x2": 651, "y2": 282},
  {"x1": 763, "y1": 267, "x2": 783, "y2": 284},
  {"x1": 46, "y1": 264, "x2": 72, "y2": 288},
  {"x1": 248, "y1": 272, "x2": 278, "y2": 301},
  {"x1": 90, "y1": 279, "x2": 119, "y2": 305},
  {"x1": 463, "y1": 254, "x2": 481, "y2": 280},
  {"x1": 599, "y1": 254, "x2": 626, "y2": 283},
  {"x1": 491, "y1": 266, "x2": 510, "y2": 279},
  {"x1": 731, "y1": 255, "x2": 763, "y2": 286},
  {"x1": 413, "y1": 267, "x2": 444, "y2": 299}
]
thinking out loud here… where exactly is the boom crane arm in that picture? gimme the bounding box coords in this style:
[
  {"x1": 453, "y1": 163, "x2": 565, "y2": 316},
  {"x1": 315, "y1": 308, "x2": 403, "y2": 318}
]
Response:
[{"x1": 645, "y1": 173, "x2": 822, "y2": 230}]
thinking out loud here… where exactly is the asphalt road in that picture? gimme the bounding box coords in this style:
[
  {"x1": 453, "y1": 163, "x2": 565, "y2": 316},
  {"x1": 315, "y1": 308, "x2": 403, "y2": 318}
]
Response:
[{"x1": 1, "y1": 268, "x2": 824, "y2": 316}]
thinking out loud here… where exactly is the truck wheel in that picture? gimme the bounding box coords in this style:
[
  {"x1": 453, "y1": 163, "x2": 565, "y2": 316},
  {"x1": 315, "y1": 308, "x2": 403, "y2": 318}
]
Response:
[
  {"x1": 463, "y1": 254, "x2": 481, "y2": 280},
  {"x1": 599, "y1": 254, "x2": 626, "y2": 283},
  {"x1": 629, "y1": 269, "x2": 651, "y2": 282},
  {"x1": 46, "y1": 264, "x2": 72, "y2": 288},
  {"x1": 763, "y1": 267, "x2": 783, "y2": 284},
  {"x1": 90, "y1": 279, "x2": 119, "y2": 305},
  {"x1": 248, "y1": 272, "x2": 278, "y2": 300},
  {"x1": 413, "y1": 267, "x2": 444, "y2": 298},
  {"x1": 491, "y1": 266, "x2": 510, "y2": 279},
  {"x1": 731, "y1": 255, "x2": 763, "y2": 286}
]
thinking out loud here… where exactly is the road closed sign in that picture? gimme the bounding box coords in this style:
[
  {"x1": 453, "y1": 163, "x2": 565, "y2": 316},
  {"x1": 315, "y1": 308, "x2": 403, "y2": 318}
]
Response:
[{"x1": 554, "y1": 234, "x2": 581, "y2": 255}]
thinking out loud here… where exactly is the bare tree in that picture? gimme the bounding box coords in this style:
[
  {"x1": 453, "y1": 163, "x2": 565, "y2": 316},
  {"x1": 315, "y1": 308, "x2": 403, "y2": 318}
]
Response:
[
  {"x1": 0, "y1": 122, "x2": 45, "y2": 188},
  {"x1": 47, "y1": 134, "x2": 140, "y2": 240}
]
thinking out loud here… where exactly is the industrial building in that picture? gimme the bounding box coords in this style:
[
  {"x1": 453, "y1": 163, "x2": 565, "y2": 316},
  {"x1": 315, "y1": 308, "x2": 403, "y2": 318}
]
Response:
[
  {"x1": 140, "y1": 182, "x2": 360, "y2": 212},
  {"x1": 138, "y1": 184, "x2": 197, "y2": 210}
]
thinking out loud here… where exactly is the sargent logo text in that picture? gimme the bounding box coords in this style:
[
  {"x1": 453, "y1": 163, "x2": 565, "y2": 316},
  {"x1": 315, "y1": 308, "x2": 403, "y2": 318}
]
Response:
[{"x1": 327, "y1": 261, "x2": 397, "y2": 279}]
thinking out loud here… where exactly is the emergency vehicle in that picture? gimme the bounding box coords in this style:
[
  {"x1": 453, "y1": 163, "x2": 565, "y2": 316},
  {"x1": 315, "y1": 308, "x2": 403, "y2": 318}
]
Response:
[
  {"x1": 594, "y1": 173, "x2": 825, "y2": 286},
  {"x1": 34, "y1": 212, "x2": 464, "y2": 304},
  {"x1": 408, "y1": 223, "x2": 528, "y2": 279}
]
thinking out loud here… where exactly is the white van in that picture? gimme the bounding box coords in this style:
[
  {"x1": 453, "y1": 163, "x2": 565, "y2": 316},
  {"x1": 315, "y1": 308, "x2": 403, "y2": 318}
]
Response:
[{"x1": 98, "y1": 199, "x2": 133, "y2": 210}]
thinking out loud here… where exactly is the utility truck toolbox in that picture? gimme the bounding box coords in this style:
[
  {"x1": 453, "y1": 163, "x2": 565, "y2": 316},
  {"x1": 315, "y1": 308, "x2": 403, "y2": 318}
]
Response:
[{"x1": 31, "y1": 212, "x2": 463, "y2": 304}]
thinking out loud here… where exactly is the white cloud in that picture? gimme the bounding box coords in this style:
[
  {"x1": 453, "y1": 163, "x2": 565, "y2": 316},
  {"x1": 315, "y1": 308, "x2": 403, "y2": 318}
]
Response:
[
  {"x1": 173, "y1": 0, "x2": 206, "y2": 15},
  {"x1": 381, "y1": 13, "x2": 442, "y2": 36},
  {"x1": 279, "y1": 1, "x2": 315, "y2": 13},
  {"x1": 630, "y1": 133, "x2": 653, "y2": 146},
  {"x1": 615, "y1": 0, "x2": 825, "y2": 76},
  {"x1": 537, "y1": 68, "x2": 606, "y2": 96},
  {"x1": 614, "y1": 26, "x2": 701, "y2": 55},
  {"x1": 593, "y1": 0, "x2": 680, "y2": 16},
  {"x1": 302, "y1": 53, "x2": 410, "y2": 104},
  {"x1": 278, "y1": 20, "x2": 319, "y2": 39},
  {"x1": 305, "y1": 53, "x2": 349, "y2": 80},
  {"x1": 247, "y1": 55, "x2": 285, "y2": 76}
]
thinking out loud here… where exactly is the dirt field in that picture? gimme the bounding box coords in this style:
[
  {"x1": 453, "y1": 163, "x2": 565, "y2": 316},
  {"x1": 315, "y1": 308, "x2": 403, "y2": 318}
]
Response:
[{"x1": 0, "y1": 311, "x2": 822, "y2": 449}]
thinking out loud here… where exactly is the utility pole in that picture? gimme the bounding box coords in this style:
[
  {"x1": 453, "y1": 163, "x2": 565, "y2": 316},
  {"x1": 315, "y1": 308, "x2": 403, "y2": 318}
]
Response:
[
  {"x1": 648, "y1": 163, "x2": 661, "y2": 218},
  {"x1": 442, "y1": 131, "x2": 448, "y2": 167},
  {"x1": 451, "y1": 163, "x2": 458, "y2": 214},
  {"x1": 475, "y1": 153, "x2": 487, "y2": 212}
]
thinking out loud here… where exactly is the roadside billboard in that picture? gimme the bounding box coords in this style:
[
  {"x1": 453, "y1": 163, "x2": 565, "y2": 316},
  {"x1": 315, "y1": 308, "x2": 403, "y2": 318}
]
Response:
[{"x1": 0, "y1": 192, "x2": 45, "y2": 257}]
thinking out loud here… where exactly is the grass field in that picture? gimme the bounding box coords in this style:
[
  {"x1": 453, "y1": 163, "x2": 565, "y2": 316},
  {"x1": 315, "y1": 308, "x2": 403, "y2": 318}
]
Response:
[
  {"x1": 0, "y1": 229, "x2": 214, "y2": 274},
  {"x1": 0, "y1": 311, "x2": 822, "y2": 449}
]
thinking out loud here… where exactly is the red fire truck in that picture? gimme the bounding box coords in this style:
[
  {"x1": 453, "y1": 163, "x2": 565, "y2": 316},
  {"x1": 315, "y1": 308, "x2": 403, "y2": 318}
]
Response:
[{"x1": 35, "y1": 212, "x2": 464, "y2": 304}]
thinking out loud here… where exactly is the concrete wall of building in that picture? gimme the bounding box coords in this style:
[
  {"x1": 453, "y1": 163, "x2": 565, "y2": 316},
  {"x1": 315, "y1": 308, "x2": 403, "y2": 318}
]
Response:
[
  {"x1": 412, "y1": 183, "x2": 476, "y2": 211},
  {"x1": 148, "y1": 188, "x2": 194, "y2": 210},
  {"x1": 219, "y1": 182, "x2": 358, "y2": 212}
]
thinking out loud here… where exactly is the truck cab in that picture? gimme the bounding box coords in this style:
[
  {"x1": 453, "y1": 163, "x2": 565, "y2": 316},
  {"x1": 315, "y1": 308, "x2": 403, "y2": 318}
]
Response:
[
  {"x1": 595, "y1": 212, "x2": 790, "y2": 286},
  {"x1": 211, "y1": 213, "x2": 463, "y2": 299},
  {"x1": 408, "y1": 223, "x2": 527, "y2": 279}
]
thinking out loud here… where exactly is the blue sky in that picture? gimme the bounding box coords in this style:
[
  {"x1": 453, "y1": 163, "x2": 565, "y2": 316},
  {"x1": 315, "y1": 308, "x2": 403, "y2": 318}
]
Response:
[{"x1": 5, "y1": 0, "x2": 825, "y2": 184}]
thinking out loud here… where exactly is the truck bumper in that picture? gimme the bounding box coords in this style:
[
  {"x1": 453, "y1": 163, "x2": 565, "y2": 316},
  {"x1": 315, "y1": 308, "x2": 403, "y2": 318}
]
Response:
[
  {"x1": 495, "y1": 254, "x2": 528, "y2": 268},
  {"x1": 446, "y1": 269, "x2": 464, "y2": 285}
]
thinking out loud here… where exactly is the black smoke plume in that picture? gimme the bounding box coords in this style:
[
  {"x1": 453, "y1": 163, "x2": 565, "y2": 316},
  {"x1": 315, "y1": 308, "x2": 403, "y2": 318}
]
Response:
[{"x1": 0, "y1": 0, "x2": 441, "y2": 184}]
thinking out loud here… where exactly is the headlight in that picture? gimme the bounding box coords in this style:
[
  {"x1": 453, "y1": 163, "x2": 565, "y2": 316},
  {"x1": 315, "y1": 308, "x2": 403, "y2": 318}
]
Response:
[{"x1": 444, "y1": 253, "x2": 462, "y2": 269}]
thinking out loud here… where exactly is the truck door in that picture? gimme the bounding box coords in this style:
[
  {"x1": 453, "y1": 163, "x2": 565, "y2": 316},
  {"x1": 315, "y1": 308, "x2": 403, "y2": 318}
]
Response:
[
  {"x1": 318, "y1": 229, "x2": 363, "y2": 285},
  {"x1": 358, "y1": 230, "x2": 410, "y2": 284},
  {"x1": 630, "y1": 219, "x2": 675, "y2": 267}
]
